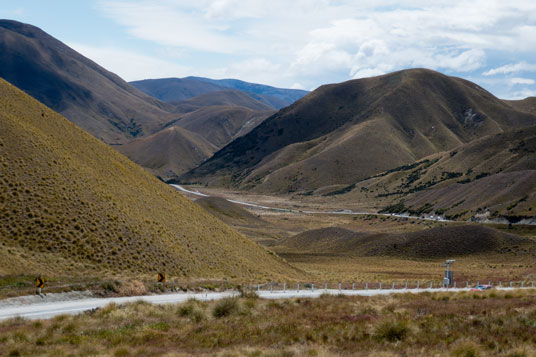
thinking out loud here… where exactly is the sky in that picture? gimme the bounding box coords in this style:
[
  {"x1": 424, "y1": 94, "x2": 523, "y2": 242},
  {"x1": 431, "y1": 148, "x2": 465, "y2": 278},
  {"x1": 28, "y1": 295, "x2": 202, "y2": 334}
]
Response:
[{"x1": 2, "y1": 0, "x2": 536, "y2": 99}]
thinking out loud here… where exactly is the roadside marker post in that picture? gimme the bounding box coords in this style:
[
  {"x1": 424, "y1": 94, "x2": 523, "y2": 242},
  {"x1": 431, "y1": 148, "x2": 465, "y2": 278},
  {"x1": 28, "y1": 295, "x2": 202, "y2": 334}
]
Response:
[
  {"x1": 510, "y1": 281, "x2": 513, "y2": 288},
  {"x1": 324, "y1": 282, "x2": 327, "y2": 291},
  {"x1": 430, "y1": 281, "x2": 433, "y2": 289},
  {"x1": 405, "y1": 281, "x2": 408, "y2": 289},
  {"x1": 270, "y1": 283, "x2": 273, "y2": 293},
  {"x1": 488, "y1": 281, "x2": 491, "y2": 286},
  {"x1": 283, "y1": 283, "x2": 286, "y2": 293},
  {"x1": 454, "y1": 281, "x2": 456, "y2": 289},
  {"x1": 392, "y1": 282, "x2": 395, "y2": 290},
  {"x1": 339, "y1": 282, "x2": 342, "y2": 291},
  {"x1": 522, "y1": 281, "x2": 524, "y2": 288},
  {"x1": 311, "y1": 283, "x2": 314, "y2": 292},
  {"x1": 417, "y1": 281, "x2": 420, "y2": 289},
  {"x1": 297, "y1": 283, "x2": 300, "y2": 292},
  {"x1": 258, "y1": 284, "x2": 260, "y2": 292},
  {"x1": 157, "y1": 273, "x2": 166, "y2": 283},
  {"x1": 499, "y1": 281, "x2": 502, "y2": 288},
  {"x1": 35, "y1": 277, "x2": 45, "y2": 297},
  {"x1": 379, "y1": 281, "x2": 382, "y2": 290},
  {"x1": 352, "y1": 283, "x2": 355, "y2": 290},
  {"x1": 365, "y1": 282, "x2": 368, "y2": 290},
  {"x1": 466, "y1": 281, "x2": 469, "y2": 288}
]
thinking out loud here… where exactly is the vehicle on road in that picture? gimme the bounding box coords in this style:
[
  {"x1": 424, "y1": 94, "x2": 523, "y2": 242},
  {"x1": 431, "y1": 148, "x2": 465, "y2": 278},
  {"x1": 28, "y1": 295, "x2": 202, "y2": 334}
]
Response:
[{"x1": 471, "y1": 284, "x2": 493, "y2": 291}]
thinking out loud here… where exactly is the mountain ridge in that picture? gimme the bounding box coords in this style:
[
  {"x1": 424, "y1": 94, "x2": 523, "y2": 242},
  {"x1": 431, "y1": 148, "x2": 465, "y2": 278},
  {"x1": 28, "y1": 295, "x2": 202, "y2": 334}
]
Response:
[
  {"x1": 131, "y1": 76, "x2": 308, "y2": 110},
  {"x1": 180, "y1": 69, "x2": 536, "y2": 193},
  {"x1": 0, "y1": 19, "x2": 176, "y2": 144}
]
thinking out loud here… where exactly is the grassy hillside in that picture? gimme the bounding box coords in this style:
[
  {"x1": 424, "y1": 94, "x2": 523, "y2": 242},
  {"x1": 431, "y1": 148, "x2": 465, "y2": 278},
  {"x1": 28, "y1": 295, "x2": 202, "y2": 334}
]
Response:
[
  {"x1": 0, "y1": 20, "x2": 176, "y2": 144},
  {"x1": 181, "y1": 69, "x2": 536, "y2": 193},
  {"x1": 277, "y1": 225, "x2": 535, "y2": 259},
  {"x1": 0, "y1": 78, "x2": 297, "y2": 280},
  {"x1": 505, "y1": 97, "x2": 536, "y2": 114},
  {"x1": 117, "y1": 126, "x2": 218, "y2": 178},
  {"x1": 328, "y1": 126, "x2": 536, "y2": 221}
]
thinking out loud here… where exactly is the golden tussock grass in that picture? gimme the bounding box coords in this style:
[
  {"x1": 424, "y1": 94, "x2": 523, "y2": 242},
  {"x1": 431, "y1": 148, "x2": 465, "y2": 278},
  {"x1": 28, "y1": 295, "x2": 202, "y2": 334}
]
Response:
[
  {"x1": 1, "y1": 289, "x2": 536, "y2": 356},
  {"x1": 0, "y1": 78, "x2": 298, "y2": 281}
]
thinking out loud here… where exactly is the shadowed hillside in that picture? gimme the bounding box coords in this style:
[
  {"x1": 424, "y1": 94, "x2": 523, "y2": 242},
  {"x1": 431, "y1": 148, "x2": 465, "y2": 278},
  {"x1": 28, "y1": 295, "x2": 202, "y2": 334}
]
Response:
[
  {"x1": 0, "y1": 78, "x2": 297, "y2": 280},
  {"x1": 181, "y1": 69, "x2": 536, "y2": 193},
  {"x1": 277, "y1": 226, "x2": 535, "y2": 259},
  {"x1": 117, "y1": 126, "x2": 218, "y2": 178},
  {"x1": 119, "y1": 91, "x2": 275, "y2": 178},
  {"x1": 0, "y1": 20, "x2": 176, "y2": 144},
  {"x1": 505, "y1": 97, "x2": 536, "y2": 115},
  {"x1": 332, "y1": 126, "x2": 536, "y2": 221}
]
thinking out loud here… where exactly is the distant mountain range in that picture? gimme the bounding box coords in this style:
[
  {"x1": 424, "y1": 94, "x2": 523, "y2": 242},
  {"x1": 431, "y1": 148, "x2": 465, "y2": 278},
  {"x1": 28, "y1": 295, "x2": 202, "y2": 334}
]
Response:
[
  {"x1": 0, "y1": 20, "x2": 303, "y2": 179},
  {"x1": 0, "y1": 19, "x2": 175, "y2": 144},
  {"x1": 0, "y1": 78, "x2": 296, "y2": 278},
  {"x1": 131, "y1": 77, "x2": 308, "y2": 110},
  {"x1": 1, "y1": 19, "x2": 534, "y2": 223}
]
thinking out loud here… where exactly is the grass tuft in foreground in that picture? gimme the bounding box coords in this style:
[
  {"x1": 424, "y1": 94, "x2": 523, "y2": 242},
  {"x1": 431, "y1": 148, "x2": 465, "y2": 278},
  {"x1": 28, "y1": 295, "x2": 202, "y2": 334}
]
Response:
[{"x1": 1, "y1": 289, "x2": 536, "y2": 355}]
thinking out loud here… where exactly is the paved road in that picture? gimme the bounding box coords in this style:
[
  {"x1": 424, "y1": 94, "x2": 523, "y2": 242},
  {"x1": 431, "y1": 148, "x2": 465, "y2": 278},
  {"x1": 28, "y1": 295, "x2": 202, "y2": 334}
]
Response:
[
  {"x1": 169, "y1": 184, "x2": 450, "y2": 222},
  {"x1": 1, "y1": 287, "x2": 522, "y2": 321}
]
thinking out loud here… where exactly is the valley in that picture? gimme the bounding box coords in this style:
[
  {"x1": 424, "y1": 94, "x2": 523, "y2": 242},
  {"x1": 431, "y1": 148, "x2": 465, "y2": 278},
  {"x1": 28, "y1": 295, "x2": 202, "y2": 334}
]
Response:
[
  {"x1": 1, "y1": 12, "x2": 536, "y2": 356},
  {"x1": 175, "y1": 185, "x2": 536, "y2": 284}
]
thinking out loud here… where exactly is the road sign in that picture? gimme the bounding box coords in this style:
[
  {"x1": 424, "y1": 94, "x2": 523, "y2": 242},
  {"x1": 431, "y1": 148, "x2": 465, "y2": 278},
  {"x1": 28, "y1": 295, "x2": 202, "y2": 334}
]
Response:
[
  {"x1": 36, "y1": 277, "x2": 45, "y2": 288},
  {"x1": 157, "y1": 273, "x2": 166, "y2": 283}
]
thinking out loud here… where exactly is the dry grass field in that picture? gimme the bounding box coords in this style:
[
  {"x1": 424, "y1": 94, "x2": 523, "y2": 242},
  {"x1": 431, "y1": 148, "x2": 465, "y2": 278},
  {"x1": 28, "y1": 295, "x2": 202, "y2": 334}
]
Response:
[
  {"x1": 2, "y1": 289, "x2": 536, "y2": 356},
  {"x1": 191, "y1": 188, "x2": 536, "y2": 284}
]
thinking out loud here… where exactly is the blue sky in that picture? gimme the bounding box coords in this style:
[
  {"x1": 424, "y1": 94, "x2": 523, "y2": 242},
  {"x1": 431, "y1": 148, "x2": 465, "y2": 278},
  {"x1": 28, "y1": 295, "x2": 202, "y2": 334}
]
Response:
[{"x1": 2, "y1": 1, "x2": 536, "y2": 99}]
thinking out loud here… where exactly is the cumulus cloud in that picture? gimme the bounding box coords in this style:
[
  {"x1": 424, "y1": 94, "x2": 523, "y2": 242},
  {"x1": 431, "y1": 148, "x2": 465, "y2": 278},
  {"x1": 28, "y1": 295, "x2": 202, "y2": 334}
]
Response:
[
  {"x1": 94, "y1": 0, "x2": 536, "y2": 93},
  {"x1": 483, "y1": 62, "x2": 536, "y2": 76},
  {"x1": 510, "y1": 77, "x2": 536, "y2": 85}
]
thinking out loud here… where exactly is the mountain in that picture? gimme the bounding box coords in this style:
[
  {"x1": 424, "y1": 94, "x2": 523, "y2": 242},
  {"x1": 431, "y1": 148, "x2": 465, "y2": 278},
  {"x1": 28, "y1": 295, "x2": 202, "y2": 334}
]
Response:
[
  {"x1": 362, "y1": 126, "x2": 536, "y2": 222},
  {"x1": 192, "y1": 77, "x2": 309, "y2": 109},
  {"x1": 131, "y1": 77, "x2": 309, "y2": 109},
  {"x1": 0, "y1": 20, "x2": 177, "y2": 144},
  {"x1": 0, "y1": 78, "x2": 296, "y2": 279},
  {"x1": 0, "y1": 19, "x2": 276, "y2": 180},
  {"x1": 172, "y1": 89, "x2": 275, "y2": 113},
  {"x1": 118, "y1": 91, "x2": 275, "y2": 179},
  {"x1": 129, "y1": 77, "x2": 226, "y2": 103},
  {"x1": 180, "y1": 69, "x2": 536, "y2": 193},
  {"x1": 505, "y1": 97, "x2": 536, "y2": 115},
  {"x1": 117, "y1": 126, "x2": 218, "y2": 178},
  {"x1": 276, "y1": 226, "x2": 535, "y2": 259}
]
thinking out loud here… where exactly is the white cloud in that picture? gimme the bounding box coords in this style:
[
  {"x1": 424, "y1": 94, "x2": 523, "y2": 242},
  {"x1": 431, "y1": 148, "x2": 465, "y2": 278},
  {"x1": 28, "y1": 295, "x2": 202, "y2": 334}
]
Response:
[
  {"x1": 94, "y1": 0, "x2": 536, "y2": 93},
  {"x1": 483, "y1": 62, "x2": 536, "y2": 76},
  {"x1": 510, "y1": 77, "x2": 536, "y2": 85},
  {"x1": 68, "y1": 43, "x2": 191, "y2": 81}
]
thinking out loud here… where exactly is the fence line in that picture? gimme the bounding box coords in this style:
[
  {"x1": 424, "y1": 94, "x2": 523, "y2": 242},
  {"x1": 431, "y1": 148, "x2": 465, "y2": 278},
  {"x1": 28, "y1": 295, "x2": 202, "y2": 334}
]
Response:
[{"x1": 247, "y1": 280, "x2": 536, "y2": 293}]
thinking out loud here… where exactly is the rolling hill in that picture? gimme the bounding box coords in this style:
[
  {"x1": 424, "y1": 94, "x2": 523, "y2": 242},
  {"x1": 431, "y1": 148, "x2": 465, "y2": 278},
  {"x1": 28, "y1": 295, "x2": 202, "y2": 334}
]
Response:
[
  {"x1": 325, "y1": 126, "x2": 536, "y2": 222},
  {"x1": 118, "y1": 91, "x2": 275, "y2": 178},
  {"x1": 131, "y1": 77, "x2": 308, "y2": 110},
  {"x1": 276, "y1": 226, "x2": 535, "y2": 259},
  {"x1": 117, "y1": 126, "x2": 218, "y2": 178},
  {"x1": 0, "y1": 78, "x2": 297, "y2": 280},
  {"x1": 0, "y1": 20, "x2": 176, "y2": 144},
  {"x1": 506, "y1": 97, "x2": 536, "y2": 115},
  {"x1": 180, "y1": 69, "x2": 536, "y2": 193}
]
